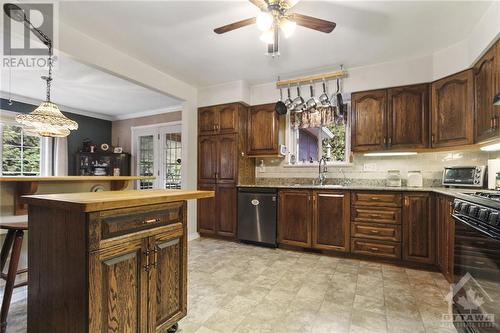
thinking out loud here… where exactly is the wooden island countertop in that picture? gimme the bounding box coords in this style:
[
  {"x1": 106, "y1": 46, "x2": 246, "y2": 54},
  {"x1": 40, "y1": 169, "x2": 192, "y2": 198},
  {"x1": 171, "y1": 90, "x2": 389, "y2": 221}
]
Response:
[{"x1": 23, "y1": 189, "x2": 214, "y2": 212}]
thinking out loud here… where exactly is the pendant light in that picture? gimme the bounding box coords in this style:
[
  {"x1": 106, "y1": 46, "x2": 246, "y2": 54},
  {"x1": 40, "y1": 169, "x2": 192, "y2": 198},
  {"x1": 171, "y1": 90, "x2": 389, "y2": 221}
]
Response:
[{"x1": 4, "y1": 4, "x2": 78, "y2": 137}]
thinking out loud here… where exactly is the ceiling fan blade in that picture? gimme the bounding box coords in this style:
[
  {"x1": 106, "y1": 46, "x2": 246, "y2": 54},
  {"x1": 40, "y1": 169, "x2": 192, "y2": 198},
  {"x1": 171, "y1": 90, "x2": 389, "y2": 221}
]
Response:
[
  {"x1": 291, "y1": 13, "x2": 336, "y2": 33},
  {"x1": 214, "y1": 17, "x2": 257, "y2": 34},
  {"x1": 248, "y1": 0, "x2": 267, "y2": 10}
]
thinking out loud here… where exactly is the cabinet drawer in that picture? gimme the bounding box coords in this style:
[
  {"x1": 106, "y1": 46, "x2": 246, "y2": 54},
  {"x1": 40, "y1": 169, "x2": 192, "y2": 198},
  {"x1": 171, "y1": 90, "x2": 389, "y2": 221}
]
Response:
[
  {"x1": 352, "y1": 192, "x2": 402, "y2": 207},
  {"x1": 351, "y1": 223, "x2": 401, "y2": 242},
  {"x1": 89, "y1": 202, "x2": 184, "y2": 248},
  {"x1": 351, "y1": 207, "x2": 401, "y2": 224},
  {"x1": 351, "y1": 238, "x2": 401, "y2": 259}
]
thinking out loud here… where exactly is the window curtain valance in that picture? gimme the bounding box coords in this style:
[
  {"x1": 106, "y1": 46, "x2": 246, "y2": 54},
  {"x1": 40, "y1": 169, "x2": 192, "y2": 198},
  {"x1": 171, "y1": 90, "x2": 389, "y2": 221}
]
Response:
[{"x1": 290, "y1": 105, "x2": 339, "y2": 129}]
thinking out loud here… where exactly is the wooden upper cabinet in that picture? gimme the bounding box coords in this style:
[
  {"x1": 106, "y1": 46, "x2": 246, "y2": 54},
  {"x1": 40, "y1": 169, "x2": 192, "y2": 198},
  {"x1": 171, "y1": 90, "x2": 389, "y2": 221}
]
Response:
[
  {"x1": 89, "y1": 238, "x2": 149, "y2": 333},
  {"x1": 474, "y1": 44, "x2": 499, "y2": 142},
  {"x1": 402, "y1": 193, "x2": 435, "y2": 265},
  {"x1": 150, "y1": 230, "x2": 186, "y2": 333},
  {"x1": 198, "y1": 103, "x2": 240, "y2": 135},
  {"x1": 431, "y1": 70, "x2": 474, "y2": 148},
  {"x1": 217, "y1": 134, "x2": 237, "y2": 183},
  {"x1": 247, "y1": 103, "x2": 279, "y2": 156},
  {"x1": 198, "y1": 136, "x2": 217, "y2": 183},
  {"x1": 198, "y1": 106, "x2": 218, "y2": 135},
  {"x1": 351, "y1": 90, "x2": 387, "y2": 152},
  {"x1": 312, "y1": 191, "x2": 350, "y2": 252},
  {"x1": 387, "y1": 84, "x2": 429, "y2": 149},
  {"x1": 278, "y1": 190, "x2": 312, "y2": 247},
  {"x1": 218, "y1": 104, "x2": 239, "y2": 134}
]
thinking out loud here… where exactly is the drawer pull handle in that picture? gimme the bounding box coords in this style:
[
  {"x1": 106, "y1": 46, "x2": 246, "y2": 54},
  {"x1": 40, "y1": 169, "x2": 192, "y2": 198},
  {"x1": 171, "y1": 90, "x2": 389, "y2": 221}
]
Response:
[
  {"x1": 370, "y1": 214, "x2": 382, "y2": 218},
  {"x1": 370, "y1": 230, "x2": 380, "y2": 234},
  {"x1": 143, "y1": 218, "x2": 160, "y2": 224},
  {"x1": 474, "y1": 261, "x2": 485, "y2": 265},
  {"x1": 370, "y1": 197, "x2": 381, "y2": 201},
  {"x1": 370, "y1": 247, "x2": 379, "y2": 252}
]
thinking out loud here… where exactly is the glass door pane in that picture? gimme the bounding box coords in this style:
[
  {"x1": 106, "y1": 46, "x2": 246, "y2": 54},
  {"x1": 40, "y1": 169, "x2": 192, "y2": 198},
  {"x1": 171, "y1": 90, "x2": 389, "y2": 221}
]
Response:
[
  {"x1": 138, "y1": 134, "x2": 155, "y2": 189},
  {"x1": 162, "y1": 132, "x2": 182, "y2": 189}
]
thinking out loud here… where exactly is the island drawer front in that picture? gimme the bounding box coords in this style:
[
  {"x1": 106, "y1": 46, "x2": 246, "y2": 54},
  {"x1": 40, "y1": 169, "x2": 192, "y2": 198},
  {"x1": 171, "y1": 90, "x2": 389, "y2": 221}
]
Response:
[
  {"x1": 351, "y1": 192, "x2": 402, "y2": 207},
  {"x1": 351, "y1": 222, "x2": 401, "y2": 242},
  {"x1": 351, "y1": 207, "x2": 401, "y2": 224},
  {"x1": 91, "y1": 202, "x2": 184, "y2": 244},
  {"x1": 351, "y1": 238, "x2": 401, "y2": 259}
]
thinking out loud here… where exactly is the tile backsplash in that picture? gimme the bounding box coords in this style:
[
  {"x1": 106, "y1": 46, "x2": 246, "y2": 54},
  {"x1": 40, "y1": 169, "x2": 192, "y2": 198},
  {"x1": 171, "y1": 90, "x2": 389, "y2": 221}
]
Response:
[{"x1": 254, "y1": 150, "x2": 500, "y2": 186}]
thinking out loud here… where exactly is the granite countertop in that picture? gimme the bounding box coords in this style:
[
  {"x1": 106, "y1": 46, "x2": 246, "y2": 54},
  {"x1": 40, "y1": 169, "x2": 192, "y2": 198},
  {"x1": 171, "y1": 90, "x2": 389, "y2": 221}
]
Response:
[{"x1": 237, "y1": 184, "x2": 494, "y2": 198}]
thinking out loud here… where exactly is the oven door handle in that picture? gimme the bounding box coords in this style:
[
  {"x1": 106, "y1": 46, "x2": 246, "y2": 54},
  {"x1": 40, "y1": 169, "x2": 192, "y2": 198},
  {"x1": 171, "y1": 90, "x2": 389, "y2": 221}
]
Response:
[{"x1": 452, "y1": 214, "x2": 500, "y2": 241}]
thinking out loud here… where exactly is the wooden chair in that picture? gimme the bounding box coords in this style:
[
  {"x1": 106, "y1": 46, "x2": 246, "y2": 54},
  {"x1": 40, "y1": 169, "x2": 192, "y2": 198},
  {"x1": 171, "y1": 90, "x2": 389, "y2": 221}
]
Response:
[{"x1": 0, "y1": 223, "x2": 28, "y2": 333}]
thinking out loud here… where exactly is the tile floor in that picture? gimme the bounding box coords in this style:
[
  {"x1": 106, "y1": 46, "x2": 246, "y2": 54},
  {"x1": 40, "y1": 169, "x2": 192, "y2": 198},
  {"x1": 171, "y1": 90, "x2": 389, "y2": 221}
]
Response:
[{"x1": 1, "y1": 237, "x2": 457, "y2": 333}]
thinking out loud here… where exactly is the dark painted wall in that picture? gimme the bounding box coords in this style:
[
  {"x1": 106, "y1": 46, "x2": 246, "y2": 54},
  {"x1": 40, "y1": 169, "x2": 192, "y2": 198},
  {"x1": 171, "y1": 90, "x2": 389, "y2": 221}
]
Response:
[{"x1": 0, "y1": 98, "x2": 112, "y2": 175}]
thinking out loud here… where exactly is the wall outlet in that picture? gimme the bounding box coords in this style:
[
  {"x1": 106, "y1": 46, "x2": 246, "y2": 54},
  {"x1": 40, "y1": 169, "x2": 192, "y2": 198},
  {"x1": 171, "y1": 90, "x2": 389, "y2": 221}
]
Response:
[{"x1": 363, "y1": 163, "x2": 377, "y2": 172}]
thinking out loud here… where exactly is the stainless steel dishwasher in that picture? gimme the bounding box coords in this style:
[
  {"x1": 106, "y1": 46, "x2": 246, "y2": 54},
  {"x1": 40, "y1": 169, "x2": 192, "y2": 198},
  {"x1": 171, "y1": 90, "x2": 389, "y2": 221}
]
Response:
[{"x1": 237, "y1": 187, "x2": 277, "y2": 247}]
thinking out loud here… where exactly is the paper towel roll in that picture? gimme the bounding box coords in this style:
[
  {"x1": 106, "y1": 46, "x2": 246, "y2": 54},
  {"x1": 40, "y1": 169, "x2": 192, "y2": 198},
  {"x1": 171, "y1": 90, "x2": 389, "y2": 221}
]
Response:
[{"x1": 487, "y1": 159, "x2": 500, "y2": 189}]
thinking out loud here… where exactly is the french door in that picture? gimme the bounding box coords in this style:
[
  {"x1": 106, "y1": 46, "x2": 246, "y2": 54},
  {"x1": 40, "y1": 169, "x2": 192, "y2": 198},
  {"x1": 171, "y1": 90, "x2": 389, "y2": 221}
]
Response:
[{"x1": 132, "y1": 123, "x2": 182, "y2": 189}]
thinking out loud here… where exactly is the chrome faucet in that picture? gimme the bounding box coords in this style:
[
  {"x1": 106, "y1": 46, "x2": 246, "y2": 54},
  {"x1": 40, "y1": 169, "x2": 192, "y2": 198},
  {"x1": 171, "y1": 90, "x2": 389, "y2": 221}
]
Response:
[{"x1": 318, "y1": 157, "x2": 328, "y2": 185}]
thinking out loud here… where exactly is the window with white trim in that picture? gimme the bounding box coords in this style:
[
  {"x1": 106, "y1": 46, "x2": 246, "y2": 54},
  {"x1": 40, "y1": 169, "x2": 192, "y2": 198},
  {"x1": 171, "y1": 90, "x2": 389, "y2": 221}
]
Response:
[
  {"x1": 0, "y1": 123, "x2": 41, "y2": 176},
  {"x1": 287, "y1": 103, "x2": 350, "y2": 165}
]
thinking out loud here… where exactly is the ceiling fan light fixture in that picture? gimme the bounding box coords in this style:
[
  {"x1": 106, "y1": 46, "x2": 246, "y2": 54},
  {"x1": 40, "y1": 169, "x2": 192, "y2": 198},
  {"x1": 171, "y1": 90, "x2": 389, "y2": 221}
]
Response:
[
  {"x1": 256, "y1": 11, "x2": 273, "y2": 31},
  {"x1": 280, "y1": 18, "x2": 296, "y2": 38},
  {"x1": 260, "y1": 29, "x2": 274, "y2": 44}
]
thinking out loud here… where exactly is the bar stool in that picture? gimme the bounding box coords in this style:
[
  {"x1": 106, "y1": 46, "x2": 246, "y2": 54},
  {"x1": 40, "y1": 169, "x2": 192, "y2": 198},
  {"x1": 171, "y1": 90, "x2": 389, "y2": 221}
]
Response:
[{"x1": 0, "y1": 223, "x2": 28, "y2": 333}]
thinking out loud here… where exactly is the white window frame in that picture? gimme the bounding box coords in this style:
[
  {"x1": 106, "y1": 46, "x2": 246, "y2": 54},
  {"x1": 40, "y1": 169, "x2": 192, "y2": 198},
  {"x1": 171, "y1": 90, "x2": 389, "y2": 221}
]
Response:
[
  {"x1": 0, "y1": 110, "x2": 44, "y2": 176},
  {"x1": 284, "y1": 104, "x2": 351, "y2": 167}
]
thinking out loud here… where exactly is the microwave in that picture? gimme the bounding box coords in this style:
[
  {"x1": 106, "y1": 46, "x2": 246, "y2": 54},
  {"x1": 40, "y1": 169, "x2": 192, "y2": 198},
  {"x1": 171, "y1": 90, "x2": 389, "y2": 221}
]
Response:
[{"x1": 442, "y1": 166, "x2": 487, "y2": 188}]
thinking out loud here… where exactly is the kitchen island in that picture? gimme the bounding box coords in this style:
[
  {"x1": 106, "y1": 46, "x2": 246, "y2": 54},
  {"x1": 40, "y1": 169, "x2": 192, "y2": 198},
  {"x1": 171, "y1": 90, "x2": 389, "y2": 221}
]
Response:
[{"x1": 23, "y1": 189, "x2": 214, "y2": 333}]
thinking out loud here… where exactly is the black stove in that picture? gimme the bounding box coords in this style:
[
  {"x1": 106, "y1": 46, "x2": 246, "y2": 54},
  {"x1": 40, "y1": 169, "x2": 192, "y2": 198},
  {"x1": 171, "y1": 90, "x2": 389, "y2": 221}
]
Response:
[{"x1": 451, "y1": 191, "x2": 500, "y2": 333}]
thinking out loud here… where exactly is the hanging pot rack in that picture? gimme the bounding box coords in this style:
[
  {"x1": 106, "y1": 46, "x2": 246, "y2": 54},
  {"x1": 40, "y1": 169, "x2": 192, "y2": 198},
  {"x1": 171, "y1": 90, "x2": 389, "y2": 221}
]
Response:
[{"x1": 276, "y1": 69, "x2": 347, "y2": 88}]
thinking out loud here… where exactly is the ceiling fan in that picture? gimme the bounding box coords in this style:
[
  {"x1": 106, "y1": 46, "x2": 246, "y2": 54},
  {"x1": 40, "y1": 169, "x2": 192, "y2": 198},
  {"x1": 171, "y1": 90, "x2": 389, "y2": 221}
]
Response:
[{"x1": 214, "y1": 0, "x2": 336, "y2": 56}]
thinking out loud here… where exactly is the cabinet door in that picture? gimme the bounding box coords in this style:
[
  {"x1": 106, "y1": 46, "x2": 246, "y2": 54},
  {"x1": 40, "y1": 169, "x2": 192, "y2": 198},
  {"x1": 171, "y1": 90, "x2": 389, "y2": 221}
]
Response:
[
  {"x1": 312, "y1": 191, "x2": 350, "y2": 252},
  {"x1": 474, "y1": 46, "x2": 498, "y2": 142},
  {"x1": 278, "y1": 190, "x2": 312, "y2": 247},
  {"x1": 149, "y1": 228, "x2": 186, "y2": 333},
  {"x1": 197, "y1": 183, "x2": 216, "y2": 234},
  {"x1": 402, "y1": 193, "x2": 435, "y2": 264},
  {"x1": 216, "y1": 184, "x2": 237, "y2": 237},
  {"x1": 198, "y1": 136, "x2": 217, "y2": 183},
  {"x1": 89, "y1": 239, "x2": 149, "y2": 333},
  {"x1": 387, "y1": 84, "x2": 429, "y2": 149},
  {"x1": 218, "y1": 104, "x2": 239, "y2": 134},
  {"x1": 431, "y1": 70, "x2": 474, "y2": 148},
  {"x1": 351, "y1": 90, "x2": 387, "y2": 151},
  {"x1": 198, "y1": 107, "x2": 218, "y2": 135},
  {"x1": 217, "y1": 134, "x2": 238, "y2": 184},
  {"x1": 247, "y1": 104, "x2": 279, "y2": 156},
  {"x1": 437, "y1": 196, "x2": 454, "y2": 282}
]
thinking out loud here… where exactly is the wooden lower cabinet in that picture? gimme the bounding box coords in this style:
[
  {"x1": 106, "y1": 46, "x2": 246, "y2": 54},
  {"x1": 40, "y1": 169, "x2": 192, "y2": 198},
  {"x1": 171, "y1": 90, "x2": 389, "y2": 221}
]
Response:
[
  {"x1": 278, "y1": 190, "x2": 350, "y2": 251},
  {"x1": 402, "y1": 193, "x2": 436, "y2": 265},
  {"x1": 28, "y1": 198, "x2": 189, "y2": 333},
  {"x1": 278, "y1": 190, "x2": 312, "y2": 247},
  {"x1": 197, "y1": 183, "x2": 237, "y2": 238},
  {"x1": 312, "y1": 191, "x2": 350, "y2": 252},
  {"x1": 436, "y1": 195, "x2": 454, "y2": 282}
]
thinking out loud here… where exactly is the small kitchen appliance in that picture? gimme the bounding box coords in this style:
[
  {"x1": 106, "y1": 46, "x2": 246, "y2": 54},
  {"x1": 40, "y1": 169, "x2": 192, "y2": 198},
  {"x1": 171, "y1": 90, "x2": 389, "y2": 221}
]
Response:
[
  {"x1": 407, "y1": 171, "x2": 423, "y2": 187},
  {"x1": 442, "y1": 166, "x2": 486, "y2": 188},
  {"x1": 386, "y1": 169, "x2": 401, "y2": 187},
  {"x1": 487, "y1": 159, "x2": 500, "y2": 189}
]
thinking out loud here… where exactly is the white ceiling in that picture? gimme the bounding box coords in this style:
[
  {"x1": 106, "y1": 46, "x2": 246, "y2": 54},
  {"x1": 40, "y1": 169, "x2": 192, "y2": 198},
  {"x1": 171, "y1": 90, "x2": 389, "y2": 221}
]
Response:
[
  {"x1": 59, "y1": 0, "x2": 492, "y2": 86},
  {"x1": 0, "y1": 52, "x2": 183, "y2": 119}
]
